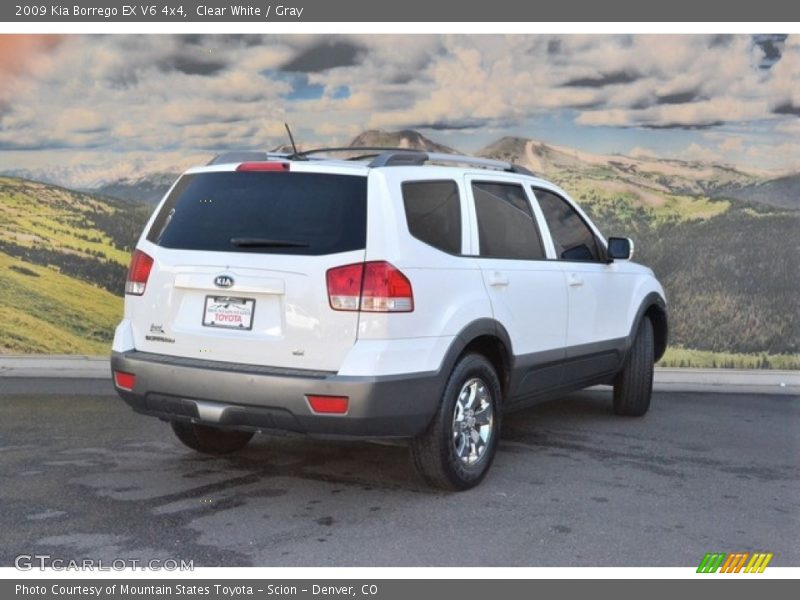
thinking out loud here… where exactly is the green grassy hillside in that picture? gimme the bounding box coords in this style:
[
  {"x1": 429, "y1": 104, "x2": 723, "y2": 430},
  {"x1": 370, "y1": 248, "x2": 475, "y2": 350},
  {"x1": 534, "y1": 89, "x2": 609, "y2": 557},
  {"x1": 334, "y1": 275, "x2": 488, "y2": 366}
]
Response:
[
  {"x1": 0, "y1": 253, "x2": 121, "y2": 354},
  {"x1": 0, "y1": 177, "x2": 149, "y2": 353}
]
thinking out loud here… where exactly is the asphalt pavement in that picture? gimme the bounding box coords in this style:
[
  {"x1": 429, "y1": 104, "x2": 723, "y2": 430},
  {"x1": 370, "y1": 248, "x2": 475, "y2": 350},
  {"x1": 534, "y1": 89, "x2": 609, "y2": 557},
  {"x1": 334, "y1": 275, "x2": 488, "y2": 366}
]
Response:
[{"x1": 0, "y1": 379, "x2": 797, "y2": 567}]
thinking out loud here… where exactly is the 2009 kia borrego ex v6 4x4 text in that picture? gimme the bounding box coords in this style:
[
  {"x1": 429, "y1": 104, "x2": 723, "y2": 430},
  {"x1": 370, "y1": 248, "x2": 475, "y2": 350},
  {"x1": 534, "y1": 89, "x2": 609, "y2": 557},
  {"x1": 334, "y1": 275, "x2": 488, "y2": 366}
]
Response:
[{"x1": 111, "y1": 147, "x2": 667, "y2": 490}]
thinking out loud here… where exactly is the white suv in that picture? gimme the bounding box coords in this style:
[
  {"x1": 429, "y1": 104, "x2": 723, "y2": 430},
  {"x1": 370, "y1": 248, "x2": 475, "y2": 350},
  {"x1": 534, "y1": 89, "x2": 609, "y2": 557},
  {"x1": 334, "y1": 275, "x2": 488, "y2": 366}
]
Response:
[{"x1": 112, "y1": 149, "x2": 667, "y2": 490}]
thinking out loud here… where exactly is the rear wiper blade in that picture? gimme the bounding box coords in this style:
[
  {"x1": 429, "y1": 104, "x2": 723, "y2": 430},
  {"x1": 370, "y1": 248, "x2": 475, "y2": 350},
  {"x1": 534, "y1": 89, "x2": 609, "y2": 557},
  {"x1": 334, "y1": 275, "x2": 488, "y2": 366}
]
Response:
[{"x1": 230, "y1": 237, "x2": 309, "y2": 248}]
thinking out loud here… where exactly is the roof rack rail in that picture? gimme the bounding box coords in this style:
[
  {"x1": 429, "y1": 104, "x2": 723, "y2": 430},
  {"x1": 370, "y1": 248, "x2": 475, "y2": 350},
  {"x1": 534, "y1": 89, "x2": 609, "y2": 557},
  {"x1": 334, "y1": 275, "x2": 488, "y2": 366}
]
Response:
[
  {"x1": 295, "y1": 146, "x2": 424, "y2": 158},
  {"x1": 368, "y1": 150, "x2": 534, "y2": 176},
  {"x1": 206, "y1": 147, "x2": 535, "y2": 176}
]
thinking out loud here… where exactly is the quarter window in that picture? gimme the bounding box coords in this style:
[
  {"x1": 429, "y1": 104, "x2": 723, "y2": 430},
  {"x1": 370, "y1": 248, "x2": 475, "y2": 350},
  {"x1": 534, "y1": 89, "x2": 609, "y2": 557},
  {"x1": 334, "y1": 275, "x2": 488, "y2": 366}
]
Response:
[
  {"x1": 402, "y1": 180, "x2": 462, "y2": 254},
  {"x1": 472, "y1": 182, "x2": 544, "y2": 260},
  {"x1": 534, "y1": 188, "x2": 602, "y2": 261}
]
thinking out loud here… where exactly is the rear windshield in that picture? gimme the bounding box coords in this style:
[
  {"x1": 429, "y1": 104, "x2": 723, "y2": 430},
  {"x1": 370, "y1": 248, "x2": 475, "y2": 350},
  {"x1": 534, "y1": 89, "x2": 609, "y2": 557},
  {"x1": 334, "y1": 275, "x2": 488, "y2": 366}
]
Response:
[{"x1": 147, "y1": 171, "x2": 367, "y2": 255}]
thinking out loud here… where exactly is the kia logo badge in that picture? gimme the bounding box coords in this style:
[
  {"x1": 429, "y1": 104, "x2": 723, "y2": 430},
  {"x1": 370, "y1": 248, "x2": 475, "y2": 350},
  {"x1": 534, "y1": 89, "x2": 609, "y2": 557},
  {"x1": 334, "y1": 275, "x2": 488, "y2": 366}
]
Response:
[{"x1": 214, "y1": 275, "x2": 234, "y2": 288}]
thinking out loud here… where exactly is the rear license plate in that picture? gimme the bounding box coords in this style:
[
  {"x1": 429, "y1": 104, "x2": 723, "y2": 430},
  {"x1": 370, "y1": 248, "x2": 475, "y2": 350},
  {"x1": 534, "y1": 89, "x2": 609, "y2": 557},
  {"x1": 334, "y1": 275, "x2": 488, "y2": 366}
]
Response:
[{"x1": 203, "y1": 296, "x2": 255, "y2": 330}]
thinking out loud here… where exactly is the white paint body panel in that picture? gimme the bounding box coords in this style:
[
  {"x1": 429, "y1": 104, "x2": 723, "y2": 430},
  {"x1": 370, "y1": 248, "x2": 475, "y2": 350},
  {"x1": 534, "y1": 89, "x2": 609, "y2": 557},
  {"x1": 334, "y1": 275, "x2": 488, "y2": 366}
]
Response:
[
  {"x1": 120, "y1": 160, "x2": 666, "y2": 378},
  {"x1": 562, "y1": 261, "x2": 657, "y2": 348}
]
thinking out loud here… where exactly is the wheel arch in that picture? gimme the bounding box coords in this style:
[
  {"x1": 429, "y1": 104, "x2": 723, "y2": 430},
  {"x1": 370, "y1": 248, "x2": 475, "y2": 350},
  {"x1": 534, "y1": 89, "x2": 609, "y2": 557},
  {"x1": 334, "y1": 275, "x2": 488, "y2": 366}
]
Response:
[
  {"x1": 438, "y1": 319, "x2": 514, "y2": 400},
  {"x1": 629, "y1": 292, "x2": 668, "y2": 362}
]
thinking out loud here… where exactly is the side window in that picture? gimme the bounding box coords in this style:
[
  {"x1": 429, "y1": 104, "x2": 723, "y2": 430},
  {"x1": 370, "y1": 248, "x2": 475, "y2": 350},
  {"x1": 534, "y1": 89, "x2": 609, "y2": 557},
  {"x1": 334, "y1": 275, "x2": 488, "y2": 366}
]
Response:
[
  {"x1": 534, "y1": 188, "x2": 602, "y2": 262},
  {"x1": 402, "y1": 180, "x2": 461, "y2": 254},
  {"x1": 472, "y1": 181, "x2": 545, "y2": 260}
]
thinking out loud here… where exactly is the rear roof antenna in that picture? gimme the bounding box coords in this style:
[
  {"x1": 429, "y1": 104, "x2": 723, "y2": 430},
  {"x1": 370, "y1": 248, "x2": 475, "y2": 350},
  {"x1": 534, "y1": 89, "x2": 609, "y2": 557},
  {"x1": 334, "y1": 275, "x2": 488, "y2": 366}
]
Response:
[{"x1": 284, "y1": 123, "x2": 303, "y2": 159}]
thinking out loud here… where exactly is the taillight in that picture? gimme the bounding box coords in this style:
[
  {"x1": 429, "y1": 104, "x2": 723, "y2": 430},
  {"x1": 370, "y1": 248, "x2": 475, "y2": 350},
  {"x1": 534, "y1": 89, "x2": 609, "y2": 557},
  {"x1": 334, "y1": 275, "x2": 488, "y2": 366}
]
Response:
[
  {"x1": 361, "y1": 261, "x2": 414, "y2": 312},
  {"x1": 326, "y1": 261, "x2": 413, "y2": 313},
  {"x1": 125, "y1": 250, "x2": 153, "y2": 295},
  {"x1": 326, "y1": 263, "x2": 364, "y2": 311},
  {"x1": 236, "y1": 162, "x2": 290, "y2": 172}
]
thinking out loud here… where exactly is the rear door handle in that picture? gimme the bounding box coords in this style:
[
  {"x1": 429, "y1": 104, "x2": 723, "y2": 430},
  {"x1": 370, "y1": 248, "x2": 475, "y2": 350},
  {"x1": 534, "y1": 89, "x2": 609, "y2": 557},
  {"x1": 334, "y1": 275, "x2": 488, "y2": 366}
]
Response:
[
  {"x1": 568, "y1": 273, "x2": 584, "y2": 287},
  {"x1": 489, "y1": 272, "x2": 509, "y2": 287}
]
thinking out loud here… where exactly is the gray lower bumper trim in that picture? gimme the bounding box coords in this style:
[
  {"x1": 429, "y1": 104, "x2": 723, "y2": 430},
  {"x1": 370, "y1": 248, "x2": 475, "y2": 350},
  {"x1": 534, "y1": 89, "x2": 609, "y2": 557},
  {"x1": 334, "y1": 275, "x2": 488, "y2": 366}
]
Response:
[
  {"x1": 111, "y1": 351, "x2": 443, "y2": 438},
  {"x1": 123, "y1": 351, "x2": 335, "y2": 379}
]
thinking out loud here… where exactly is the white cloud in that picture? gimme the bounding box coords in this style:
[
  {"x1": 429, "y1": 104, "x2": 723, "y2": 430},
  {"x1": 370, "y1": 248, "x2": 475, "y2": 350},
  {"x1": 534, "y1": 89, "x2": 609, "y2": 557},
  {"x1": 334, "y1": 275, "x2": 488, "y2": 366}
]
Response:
[
  {"x1": 680, "y1": 142, "x2": 725, "y2": 163},
  {"x1": 629, "y1": 146, "x2": 659, "y2": 159},
  {"x1": 719, "y1": 136, "x2": 745, "y2": 152},
  {"x1": 1, "y1": 33, "x2": 799, "y2": 181}
]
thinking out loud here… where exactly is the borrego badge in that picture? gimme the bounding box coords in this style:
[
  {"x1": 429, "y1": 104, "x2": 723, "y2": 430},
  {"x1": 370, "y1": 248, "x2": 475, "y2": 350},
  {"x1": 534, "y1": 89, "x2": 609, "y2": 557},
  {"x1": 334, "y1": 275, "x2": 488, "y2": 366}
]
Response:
[{"x1": 214, "y1": 275, "x2": 234, "y2": 288}]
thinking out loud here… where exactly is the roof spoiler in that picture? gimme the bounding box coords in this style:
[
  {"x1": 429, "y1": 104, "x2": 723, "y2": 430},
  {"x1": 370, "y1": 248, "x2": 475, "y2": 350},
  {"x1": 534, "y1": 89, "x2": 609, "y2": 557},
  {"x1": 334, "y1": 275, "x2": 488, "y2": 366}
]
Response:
[{"x1": 207, "y1": 151, "x2": 289, "y2": 166}]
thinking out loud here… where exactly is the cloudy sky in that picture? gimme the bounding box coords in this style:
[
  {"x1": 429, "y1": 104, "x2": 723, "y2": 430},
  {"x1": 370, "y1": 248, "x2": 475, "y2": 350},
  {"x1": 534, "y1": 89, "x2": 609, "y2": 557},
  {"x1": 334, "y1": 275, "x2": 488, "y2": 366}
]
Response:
[{"x1": 0, "y1": 34, "x2": 798, "y2": 187}]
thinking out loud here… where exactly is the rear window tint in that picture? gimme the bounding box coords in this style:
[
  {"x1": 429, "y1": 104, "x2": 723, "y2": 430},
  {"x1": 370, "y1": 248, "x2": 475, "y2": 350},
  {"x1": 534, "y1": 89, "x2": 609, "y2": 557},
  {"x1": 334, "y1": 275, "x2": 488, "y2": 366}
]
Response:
[
  {"x1": 402, "y1": 180, "x2": 461, "y2": 254},
  {"x1": 147, "y1": 172, "x2": 367, "y2": 255}
]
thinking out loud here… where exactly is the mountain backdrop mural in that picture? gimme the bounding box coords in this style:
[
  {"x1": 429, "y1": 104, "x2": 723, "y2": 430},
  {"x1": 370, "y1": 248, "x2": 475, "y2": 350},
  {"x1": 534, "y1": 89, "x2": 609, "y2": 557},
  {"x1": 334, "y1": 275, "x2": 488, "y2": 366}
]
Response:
[
  {"x1": 1, "y1": 34, "x2": 798, "y2": 365},
  {"x1": 1, "y1": 129, "x2": 798, "y2": 367}
]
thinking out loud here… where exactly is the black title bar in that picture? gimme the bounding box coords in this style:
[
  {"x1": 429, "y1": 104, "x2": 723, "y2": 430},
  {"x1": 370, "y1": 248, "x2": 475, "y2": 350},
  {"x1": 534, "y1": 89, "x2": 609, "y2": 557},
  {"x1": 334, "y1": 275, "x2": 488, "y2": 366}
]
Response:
[{"x1": 2, "y1": 0, "x2": 799, "y2": 22}]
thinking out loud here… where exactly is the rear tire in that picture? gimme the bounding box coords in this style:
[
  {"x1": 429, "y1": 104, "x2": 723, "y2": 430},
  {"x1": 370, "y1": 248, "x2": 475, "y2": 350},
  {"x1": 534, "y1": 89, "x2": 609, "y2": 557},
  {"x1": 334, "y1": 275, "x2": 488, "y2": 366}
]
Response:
[
  {"x1": 410, "y1": 354, "x2": 502, "y2": 491},
  {"x1": 171, "y1": 421, "x2": 254, "y2": 455},
  {"x1": 613, "y1": 316, "x2": 655, "y2": 417}
]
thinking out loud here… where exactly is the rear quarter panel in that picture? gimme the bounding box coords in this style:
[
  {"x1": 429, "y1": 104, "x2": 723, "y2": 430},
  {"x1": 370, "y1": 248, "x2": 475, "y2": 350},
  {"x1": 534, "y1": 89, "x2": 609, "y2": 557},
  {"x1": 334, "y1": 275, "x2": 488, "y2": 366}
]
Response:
[{"x1": 357, "y1": 169, "x2": 492, "y2": 343}]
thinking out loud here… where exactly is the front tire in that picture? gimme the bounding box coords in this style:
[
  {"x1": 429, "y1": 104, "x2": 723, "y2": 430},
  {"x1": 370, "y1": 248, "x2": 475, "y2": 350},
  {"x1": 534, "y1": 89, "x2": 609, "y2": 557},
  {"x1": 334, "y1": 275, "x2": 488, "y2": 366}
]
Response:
[
  {"x1": 171, "y1": 421, "x2": 254, "y2": 455},
  {"x1": 410, "y1": 354, "x2": 502, "y2": 490},
  {"x1": 613, "y1": 316, "x2": 655, "y2": 417}
]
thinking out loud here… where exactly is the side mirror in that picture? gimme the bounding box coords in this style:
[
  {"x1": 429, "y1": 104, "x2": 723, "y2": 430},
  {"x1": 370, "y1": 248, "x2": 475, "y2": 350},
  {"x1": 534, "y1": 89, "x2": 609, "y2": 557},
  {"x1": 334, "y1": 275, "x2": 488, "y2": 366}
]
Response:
[{"x1": 607, "y1": 237, "x2": 634, "y2": 261}]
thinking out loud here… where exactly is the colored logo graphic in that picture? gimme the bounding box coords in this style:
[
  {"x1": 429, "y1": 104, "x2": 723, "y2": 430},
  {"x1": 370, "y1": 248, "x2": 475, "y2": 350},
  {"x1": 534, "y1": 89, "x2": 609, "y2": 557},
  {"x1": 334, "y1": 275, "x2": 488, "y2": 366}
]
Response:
[{"x1": 697, "y1": 552, "x2": 773, "y2": 573}]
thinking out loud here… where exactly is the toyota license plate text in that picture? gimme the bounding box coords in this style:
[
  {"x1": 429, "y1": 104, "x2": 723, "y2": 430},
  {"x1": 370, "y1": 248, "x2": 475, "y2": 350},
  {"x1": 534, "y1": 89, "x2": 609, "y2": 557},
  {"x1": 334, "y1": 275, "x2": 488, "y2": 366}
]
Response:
[{"x1": 203, "y1": 296, "x2": 255, "y2": 330}]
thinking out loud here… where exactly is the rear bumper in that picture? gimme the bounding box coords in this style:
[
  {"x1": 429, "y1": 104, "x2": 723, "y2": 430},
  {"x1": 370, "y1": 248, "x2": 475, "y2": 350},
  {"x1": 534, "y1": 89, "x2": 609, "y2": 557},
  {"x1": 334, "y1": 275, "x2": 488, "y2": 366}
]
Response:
[{"x1": 111, "y1": 351, "x2": 443, "y2": 438}]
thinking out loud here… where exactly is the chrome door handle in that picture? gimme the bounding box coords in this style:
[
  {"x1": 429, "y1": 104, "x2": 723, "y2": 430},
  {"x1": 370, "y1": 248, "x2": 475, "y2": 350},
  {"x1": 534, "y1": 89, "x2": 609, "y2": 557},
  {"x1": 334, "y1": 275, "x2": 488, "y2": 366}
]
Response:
[
  {"x1": 489, "y1": 273, "x2": 509, "y2": 287},
  {"x1": 568, "y1": 273, "x2": 584, "y2": 287}
]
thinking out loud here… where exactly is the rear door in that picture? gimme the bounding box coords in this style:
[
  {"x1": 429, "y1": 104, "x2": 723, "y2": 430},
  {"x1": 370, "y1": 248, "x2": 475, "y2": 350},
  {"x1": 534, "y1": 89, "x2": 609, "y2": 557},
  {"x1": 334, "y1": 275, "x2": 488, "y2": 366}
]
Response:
[
  {"x1": 465, "y1": 175, "x2": 569, "y2": 396},
  {"x1": 128, "y1": 167, "x2": 367, "y2": 372}
]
